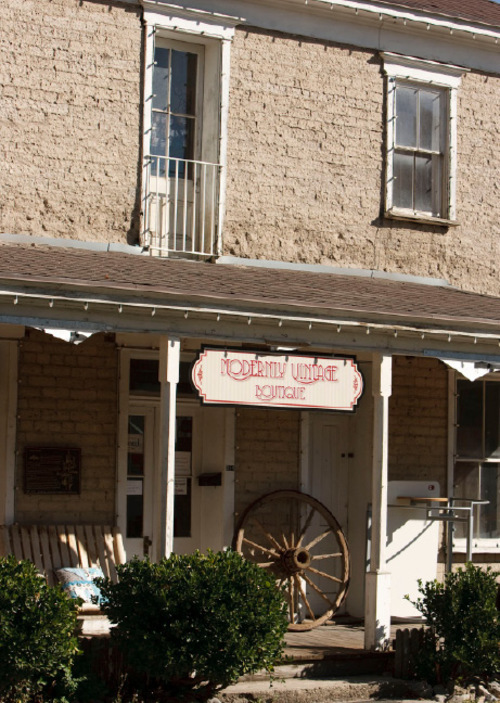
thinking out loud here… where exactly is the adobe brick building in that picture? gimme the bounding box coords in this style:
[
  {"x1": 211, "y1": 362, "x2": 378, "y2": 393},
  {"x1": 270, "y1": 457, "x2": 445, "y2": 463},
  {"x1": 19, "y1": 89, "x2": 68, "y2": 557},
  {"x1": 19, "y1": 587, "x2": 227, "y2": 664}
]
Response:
[{"x1": 0, "y1": 0, "x2": 499, "y2": 648}]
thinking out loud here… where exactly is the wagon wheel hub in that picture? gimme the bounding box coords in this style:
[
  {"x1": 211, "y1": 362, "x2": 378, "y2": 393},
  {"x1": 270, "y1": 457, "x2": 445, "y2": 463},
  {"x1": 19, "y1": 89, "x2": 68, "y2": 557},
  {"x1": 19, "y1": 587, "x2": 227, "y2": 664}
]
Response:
[{"x1": 281, "y1": 547, "x2": 311, "y2": 575}]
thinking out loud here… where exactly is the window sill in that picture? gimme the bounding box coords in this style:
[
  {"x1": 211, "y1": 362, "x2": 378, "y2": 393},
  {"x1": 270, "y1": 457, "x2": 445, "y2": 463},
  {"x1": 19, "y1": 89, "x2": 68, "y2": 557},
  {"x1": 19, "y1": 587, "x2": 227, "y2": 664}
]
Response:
[
  {"x1": 453, "y1": 540, "x2": 500, "y2": 554},
  {"x1": 385, "y1": 209, "x2": 459, "y2": 227}
]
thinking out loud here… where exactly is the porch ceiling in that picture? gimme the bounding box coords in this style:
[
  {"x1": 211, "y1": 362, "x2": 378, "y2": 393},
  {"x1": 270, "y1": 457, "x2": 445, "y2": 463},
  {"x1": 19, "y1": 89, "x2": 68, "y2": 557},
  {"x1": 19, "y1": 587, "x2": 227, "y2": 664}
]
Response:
[{"x1": 0, "y1": 242, "x2": 499, "y2": 356}]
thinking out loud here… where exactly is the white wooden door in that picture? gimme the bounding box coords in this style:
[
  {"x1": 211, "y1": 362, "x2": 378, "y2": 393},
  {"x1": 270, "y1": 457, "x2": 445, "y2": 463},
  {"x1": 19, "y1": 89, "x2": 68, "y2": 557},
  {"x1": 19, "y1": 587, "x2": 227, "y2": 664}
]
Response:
[
  {"x1": 118, "y1": 400, "x2": 231, "y2": 559},
  {"x1": 307, "y1": 413, "x2": 349, "y2": 615}
]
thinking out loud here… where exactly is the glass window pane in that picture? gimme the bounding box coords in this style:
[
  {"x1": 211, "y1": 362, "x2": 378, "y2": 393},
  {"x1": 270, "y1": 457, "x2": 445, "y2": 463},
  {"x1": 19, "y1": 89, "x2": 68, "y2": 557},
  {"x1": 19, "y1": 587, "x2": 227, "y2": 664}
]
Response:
[
  {"x1": 170, "y1": 50, "x2": 197, "y2": 116},
  {"x1": 414, "y1": 154, "x2": 433, "y2": 213},
  {"x1": 457, "y1": 380, "x2": 483, "y2": 458},
  {"x1": 169, "y1": 115, "x2": 195, "y2": 173},
  {"x1": 453, "y1": 461, "x2": 479, "y2": 539},
  {"x1": 127, "y1": 414, "x2": 145, "y2": 539},
  {"x1": 454, "y1": 462, "x2": 500, "y2": 539},
  {"x1": 151, "y1": 112, "x2": 167, "y2": 157},
  {"x1": 128, "y1": 415, "x2": 144, "y2": 476},
  {"x1": 152, "y1": 47, "x2": 170, "y2": 111},
  {"x1": 393, "y1": 151, "x2": 413, "y2": 209},
  {"x1": 480, "y1": 463, "x2": 500, "y2": 538},
  {"x1": 129, "y1": 359, "x2": 160, "y2": 395},
  {"x1": 485, "y1": 383, "x2": 500, "y2": 458},
  {"x1": 395, "y1": 85, "x2": 417, "y2": 148},
  {"x1": 127, "y1": 493, "x2": 143, "y2": 538},
  {"x1": 175, "y1": 416, "x2": 193, "y2": 538},
  {"x1": 419, "y1": 89, "x2": 442, "y2": 152},
  {"x1": 454, "y1": 462, "x2": 480, "y2": 501}
]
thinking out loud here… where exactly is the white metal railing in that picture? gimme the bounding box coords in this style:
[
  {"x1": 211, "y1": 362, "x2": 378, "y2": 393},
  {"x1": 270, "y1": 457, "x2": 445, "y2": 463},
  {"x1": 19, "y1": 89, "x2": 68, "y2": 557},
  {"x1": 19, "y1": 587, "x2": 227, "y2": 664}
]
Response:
[{"x1": 143, "y1": 155, "x2": 220, "y2": 258}]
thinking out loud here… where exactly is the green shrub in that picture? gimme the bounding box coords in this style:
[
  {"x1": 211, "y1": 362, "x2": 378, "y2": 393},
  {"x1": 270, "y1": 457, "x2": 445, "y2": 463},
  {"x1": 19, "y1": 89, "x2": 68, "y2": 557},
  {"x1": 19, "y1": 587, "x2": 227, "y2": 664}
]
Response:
[
  {"x1": 98, "y1": 550, "x2": 288, "y2": 700},
  {"x1": 409, "y1": 563, "x2": 500, "y2": 684},
  {"x1": 0, "y1": 555, "x2": 81, "y2": 702}
]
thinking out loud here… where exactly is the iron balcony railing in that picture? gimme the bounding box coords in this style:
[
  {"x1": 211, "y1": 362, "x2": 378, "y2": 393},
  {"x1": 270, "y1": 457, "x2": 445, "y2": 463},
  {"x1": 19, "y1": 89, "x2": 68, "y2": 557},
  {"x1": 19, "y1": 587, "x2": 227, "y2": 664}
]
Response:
[{"x1": 143, "y1": 155, "x2": 221, "y2": 258}]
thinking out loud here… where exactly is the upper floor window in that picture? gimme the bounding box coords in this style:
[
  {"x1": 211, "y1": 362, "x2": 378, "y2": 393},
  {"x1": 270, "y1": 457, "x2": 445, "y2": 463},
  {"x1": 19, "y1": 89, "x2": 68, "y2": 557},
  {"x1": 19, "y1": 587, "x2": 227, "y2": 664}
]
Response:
[
  {"x1": 141, "y1": 5, "x2": 237, "y2": 258},
  {"x1": 382, "y1": 53, "x2": 465, "y2": 226}
]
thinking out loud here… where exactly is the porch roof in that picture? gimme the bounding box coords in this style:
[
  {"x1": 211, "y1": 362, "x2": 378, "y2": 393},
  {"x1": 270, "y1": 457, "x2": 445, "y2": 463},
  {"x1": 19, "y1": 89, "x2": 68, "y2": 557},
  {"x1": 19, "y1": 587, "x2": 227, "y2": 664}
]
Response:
[
  {"x1": 374, "y1": 0, "x2": 500, "y2": 29},
  {"x1": 0, "y1": 242, "x2": 499, "y2": 337}
]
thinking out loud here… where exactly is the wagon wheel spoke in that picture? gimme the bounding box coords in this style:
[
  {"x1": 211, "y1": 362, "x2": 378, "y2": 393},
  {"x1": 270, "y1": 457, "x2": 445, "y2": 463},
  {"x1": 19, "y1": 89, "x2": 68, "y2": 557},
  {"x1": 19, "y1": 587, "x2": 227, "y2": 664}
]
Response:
[
  {"x1": 294, "y1": 574, "x2": 315, "y2": 620},
  {"x1": 288, "y1": 576, "x2": 295, "y2": 624},
  {"x1": 241, "y1": 537, "x2": 279, "y2": 559},
  {"x1": 302, "y1": 572, "x2": 335, "y2": 607},
  {"x1": 306, "y1": 565, "x2": 344, "y2": 584},
  {"x1": 233, "y1": 490, "x2": 350, "y2": 631},
  {"x1": 304, "y1": 528, "x2": 331, "y2": 552},
  {"x1": 253, "y1": 518, "x2": 283, "y2": 552},
  {"x1": 311, "y1": 552, "x2": 343, "y2": 560},
  {"x1": 296, "y1": 508, "x2": 315, "y2": 548}
]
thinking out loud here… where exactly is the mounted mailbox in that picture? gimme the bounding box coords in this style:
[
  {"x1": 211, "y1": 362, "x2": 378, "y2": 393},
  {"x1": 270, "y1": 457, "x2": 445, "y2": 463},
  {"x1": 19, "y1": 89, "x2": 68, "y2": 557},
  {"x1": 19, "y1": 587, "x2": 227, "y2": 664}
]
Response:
[
  {"x1": 192, "y1": 348, "x2": 363, "y2": 412},
  {"x1": 198, "y1": 472, "x2": 222, "y2": 487}
]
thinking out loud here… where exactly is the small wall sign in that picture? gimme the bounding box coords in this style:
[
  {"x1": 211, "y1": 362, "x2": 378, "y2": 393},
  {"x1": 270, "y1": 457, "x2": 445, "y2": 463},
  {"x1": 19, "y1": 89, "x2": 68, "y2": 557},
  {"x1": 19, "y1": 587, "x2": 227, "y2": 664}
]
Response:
[
  {"x1": 192, "y1": 349, "x2": 363, "y2": 411},
  {"x1": 24, "y1": 447, "x2": 81, "y2": 494}
]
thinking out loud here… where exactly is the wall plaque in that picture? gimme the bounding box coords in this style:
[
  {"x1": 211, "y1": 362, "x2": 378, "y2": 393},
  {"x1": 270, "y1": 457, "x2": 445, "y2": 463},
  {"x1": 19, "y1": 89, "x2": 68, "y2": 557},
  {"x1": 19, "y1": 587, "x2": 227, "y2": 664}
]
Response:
[{"x1": 24, "y1": 447, "x2": 81, "y2": 494}]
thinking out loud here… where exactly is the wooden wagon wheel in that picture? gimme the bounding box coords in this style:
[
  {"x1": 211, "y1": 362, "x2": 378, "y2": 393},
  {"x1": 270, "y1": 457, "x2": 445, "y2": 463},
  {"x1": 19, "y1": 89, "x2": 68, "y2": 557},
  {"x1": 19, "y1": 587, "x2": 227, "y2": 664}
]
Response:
[{"x1": 233, "y1": 489, "x2": 350, "y2": 631}]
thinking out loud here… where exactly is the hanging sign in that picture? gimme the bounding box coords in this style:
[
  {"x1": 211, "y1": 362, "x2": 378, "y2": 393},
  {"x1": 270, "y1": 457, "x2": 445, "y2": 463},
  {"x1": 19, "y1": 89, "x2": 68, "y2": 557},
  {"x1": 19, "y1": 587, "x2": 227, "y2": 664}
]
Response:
[{"x1": 192, "y1": 349, "x2": 363, "y2": 411}]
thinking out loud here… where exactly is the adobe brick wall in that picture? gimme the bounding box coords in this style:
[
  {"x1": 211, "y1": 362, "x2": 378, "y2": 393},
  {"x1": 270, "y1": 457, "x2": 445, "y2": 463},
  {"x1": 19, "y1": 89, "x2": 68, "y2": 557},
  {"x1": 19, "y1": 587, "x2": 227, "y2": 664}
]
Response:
[
  {"x1": 224, "y1": 27, "x2": 500, "y2": 296},
  {"x1": 0, "y1": 0, "x2": 142, "y2": 244},
  {"x1": 388, "y1": 356, "x2": 448, "y2": 489},
  {"x1": 234, "y1": 408, "x2": 300, "y2": 518},
  {"x1": 2, "y1": 8, "x2": 498, "y2": 295},
  {"x1": 15, "y1": 330, "x2": 118, "y2": 524}
]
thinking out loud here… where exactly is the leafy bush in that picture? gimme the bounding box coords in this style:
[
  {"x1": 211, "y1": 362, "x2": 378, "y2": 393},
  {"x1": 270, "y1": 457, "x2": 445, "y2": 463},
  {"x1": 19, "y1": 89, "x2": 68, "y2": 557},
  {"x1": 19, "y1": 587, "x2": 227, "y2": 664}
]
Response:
[
  {"x1": 0, "y1": 555, "x2": 81, "y2": 702},
  {"x1": 98, "y1": 550, "x2": 288, "y2": 700},
  {"x1": 409, "y1": 563, "x2": 500, "y2": 684}
]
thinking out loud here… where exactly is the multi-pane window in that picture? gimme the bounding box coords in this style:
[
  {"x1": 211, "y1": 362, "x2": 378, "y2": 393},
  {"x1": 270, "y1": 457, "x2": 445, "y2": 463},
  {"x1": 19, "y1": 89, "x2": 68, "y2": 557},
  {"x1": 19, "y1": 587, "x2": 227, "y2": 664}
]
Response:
[
  {"x1": 393, "y1": 83, "x2": 447, "y2": 217},
  {"x1": 454, "y1": 379, "x2": 500, "y2": 541},
  {"x1": 382, "y1": 53, "x2": 463, "y2": 224},
  {"x1": 151, "y1": 43, "x2": 200, "y2": 178}
]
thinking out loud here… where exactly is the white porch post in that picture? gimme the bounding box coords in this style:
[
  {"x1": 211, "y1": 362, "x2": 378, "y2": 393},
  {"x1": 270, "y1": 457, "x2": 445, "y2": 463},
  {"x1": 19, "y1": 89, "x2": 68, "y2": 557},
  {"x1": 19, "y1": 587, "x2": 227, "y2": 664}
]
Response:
[
  {"x1": 364, "y1": 352, "x2": 392, "y2": 650},
  {"x1": 158, "y1": 336, "x2": 180, "y2": 559}
]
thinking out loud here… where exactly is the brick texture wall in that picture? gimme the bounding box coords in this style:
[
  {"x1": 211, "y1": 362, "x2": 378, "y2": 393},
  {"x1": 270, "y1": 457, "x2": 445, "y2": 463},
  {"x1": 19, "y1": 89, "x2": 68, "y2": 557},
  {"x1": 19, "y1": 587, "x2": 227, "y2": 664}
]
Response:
[
  {"x1": 224, "y1": 27, "x2": 500, "y2": 296},
  {"x1": 15, "y1": 330, "x2": 118, "y2": 524},
  {"x1": 388, "y1": 356, "x2": 448, "y2": 489},
  {"x1": 234, "y1": 408, "x2": 300, "y2": 518},
  {"x1": 0, "y1": 0, "x2": 142, "y2": 244}
]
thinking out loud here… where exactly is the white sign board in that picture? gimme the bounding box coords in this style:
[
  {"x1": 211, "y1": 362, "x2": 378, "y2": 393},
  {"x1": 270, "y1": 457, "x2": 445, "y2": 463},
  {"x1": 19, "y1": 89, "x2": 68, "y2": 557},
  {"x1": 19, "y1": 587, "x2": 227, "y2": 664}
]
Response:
[{"x1": 192, "y1": 349, "x2": 363, "y2": 411}]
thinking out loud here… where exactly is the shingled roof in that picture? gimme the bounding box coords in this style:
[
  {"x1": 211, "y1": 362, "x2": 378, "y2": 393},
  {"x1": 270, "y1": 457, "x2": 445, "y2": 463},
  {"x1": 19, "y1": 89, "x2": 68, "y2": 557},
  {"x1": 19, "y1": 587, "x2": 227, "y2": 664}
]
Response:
[
  {"x1": 0, "y1": 243, "x2": 499, "y2": 332},
  {"x1": 372, "y1": 0, "x2": 500, "y2": 27}
]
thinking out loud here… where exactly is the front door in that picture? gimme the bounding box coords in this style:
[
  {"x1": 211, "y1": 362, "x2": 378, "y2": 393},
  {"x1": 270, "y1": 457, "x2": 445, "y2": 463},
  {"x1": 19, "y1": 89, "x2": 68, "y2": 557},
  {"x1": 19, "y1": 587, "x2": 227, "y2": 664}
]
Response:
[
  {"x1": 307, "y1": 413, "x2": 350, "y2": 614},
  {"x1": 118, "y1": 398, "x2": 232, "y2": 559},
  {"x1": 121, "y1": 406, "x2": 156, "y2": 559}
]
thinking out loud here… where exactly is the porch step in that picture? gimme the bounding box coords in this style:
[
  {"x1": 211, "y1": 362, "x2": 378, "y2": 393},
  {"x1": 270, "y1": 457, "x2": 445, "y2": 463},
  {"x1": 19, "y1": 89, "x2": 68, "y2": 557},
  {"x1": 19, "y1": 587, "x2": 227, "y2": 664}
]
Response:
[
  {"x1": 221, "y1": 673, "x2": 433, "y2": 703},
  {"x1": 240, "y1": 650, "x2": 394, "y2": 681}
]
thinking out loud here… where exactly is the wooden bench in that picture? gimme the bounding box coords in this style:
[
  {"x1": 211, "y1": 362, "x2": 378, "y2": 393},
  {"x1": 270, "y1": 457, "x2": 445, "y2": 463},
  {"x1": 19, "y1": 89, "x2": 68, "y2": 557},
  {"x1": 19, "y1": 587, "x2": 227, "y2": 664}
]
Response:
[{"x1": 0, "y1": 524, "x2": 126, "y2": 634}]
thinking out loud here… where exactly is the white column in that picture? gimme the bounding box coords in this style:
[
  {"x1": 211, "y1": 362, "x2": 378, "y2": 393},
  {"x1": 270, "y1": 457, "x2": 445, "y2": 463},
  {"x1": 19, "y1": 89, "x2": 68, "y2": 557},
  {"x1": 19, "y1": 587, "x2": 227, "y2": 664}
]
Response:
[
  {"x1": 158, "y1": 336, "x2": 180, "y2": 559},
  {"x1": 364, "y1": 352, "x2": 392, "y2": 650}
]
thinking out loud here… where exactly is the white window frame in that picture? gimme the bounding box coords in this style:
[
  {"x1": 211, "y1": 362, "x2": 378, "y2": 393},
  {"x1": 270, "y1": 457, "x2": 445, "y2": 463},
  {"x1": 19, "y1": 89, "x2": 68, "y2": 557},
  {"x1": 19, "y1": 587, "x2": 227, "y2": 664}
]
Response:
[
  {"x1": 382, "y1": 53, "x2": 466, "y2": 226},
  {"x1": 141, "y1": 3, "x2": 239, "y2": 254},
  {"x1": 451, "y1": 372, "x2": 500, "y2": 553}
]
